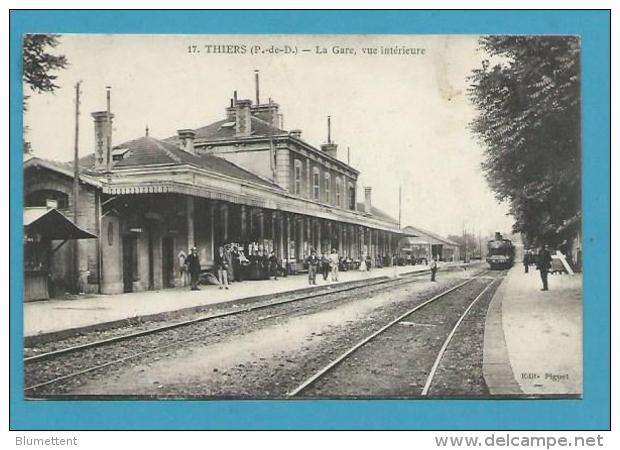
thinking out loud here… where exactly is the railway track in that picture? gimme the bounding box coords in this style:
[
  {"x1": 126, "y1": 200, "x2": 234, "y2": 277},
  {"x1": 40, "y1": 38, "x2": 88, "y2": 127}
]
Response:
[
  {"x1": 287, "y1": 270, "x2": 501, "y2": 397},
  {"x1": 25, "y1": 266, "x2": 481, "y2": 395}
]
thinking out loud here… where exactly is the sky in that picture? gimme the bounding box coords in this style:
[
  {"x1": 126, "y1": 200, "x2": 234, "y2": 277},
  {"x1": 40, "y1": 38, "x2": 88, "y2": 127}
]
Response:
[{"x1": 23, "y1": 34, "x2": 514, "y2": 238}]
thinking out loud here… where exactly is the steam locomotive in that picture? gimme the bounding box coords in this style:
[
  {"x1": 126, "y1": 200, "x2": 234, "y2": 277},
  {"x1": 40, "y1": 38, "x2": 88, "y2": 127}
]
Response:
[{"x1": 486, "y1": 232, "x2": 515, "y2": 270}]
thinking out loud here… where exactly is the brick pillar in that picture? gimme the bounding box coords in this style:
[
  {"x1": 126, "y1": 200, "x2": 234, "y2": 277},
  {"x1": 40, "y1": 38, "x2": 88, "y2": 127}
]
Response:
[
  {"x1": 326, "y1": 221, "x2": 332, "y2": 252},
  {"x1": 222, "y1": 203, "x2": 229, "y2": 242},
  {"x1": 306, "y1": 217, "x2": 312, "y2": 252},
  {"x1": 187, "y1": 197, "x2": 195, "y2": 249},
  {"x1": 278, "y1": 212, "x2": 285, "y2": 260},
  {"x1": 240, "y1": 205, "x2": 247, "y2": 241},
  {"x1": 285, "y1": 214, "x2": 291, "y2": 261},
  {"x1": 360, "y1": 226, "x2": 365, "y2": 257}
]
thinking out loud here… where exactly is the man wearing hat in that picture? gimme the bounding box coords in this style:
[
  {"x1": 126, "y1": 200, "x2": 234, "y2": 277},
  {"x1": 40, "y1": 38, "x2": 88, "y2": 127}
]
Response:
[
  {"x1": 186, "y1": 246, "x2": 202, "y2": 291},
  {"x1": 305, "y1": 249, "x2": 320, "y2": 285}
]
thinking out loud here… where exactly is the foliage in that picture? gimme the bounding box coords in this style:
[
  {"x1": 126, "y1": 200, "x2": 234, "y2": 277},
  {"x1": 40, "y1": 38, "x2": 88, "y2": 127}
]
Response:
[
  {"x1": 23, "y1": 34, "x2": 68, "y2": 96},
  {"x1": 22, "y1": 34, "x2": 68, "y2": 153},
  {"x1": 468, "y1": 36, "x2": 580, "y2": 247}
]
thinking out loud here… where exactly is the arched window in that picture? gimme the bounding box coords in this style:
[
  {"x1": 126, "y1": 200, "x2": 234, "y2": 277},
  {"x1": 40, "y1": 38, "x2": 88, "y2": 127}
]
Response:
[
  {"x1": 313, "y1": 167, "x2": 320, "y2": 201},
  {"x1": 324, "y1": 173, "x2": 331, "y2": 204},
  {"x1": 294, "y1": 160, "x2": 303, "y2": 195},
  {"x1": 335, "y1": 177, "x2": 342, "y2": 207}
]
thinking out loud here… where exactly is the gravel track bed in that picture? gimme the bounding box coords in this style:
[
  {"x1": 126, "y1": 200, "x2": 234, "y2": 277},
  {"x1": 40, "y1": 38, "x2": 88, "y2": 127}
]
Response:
[
  {"x1": 24, "y1": 277, "x2": 387, "y2": 357},
  {"x1": 25, "y1": 270, "x2": 473, "y2": 397},
  {"x1": 296, "y1": 274, "x2": 501, "y2": 398},
  {"x1": 426, "y1": 275, "x2": 502, "y2": 397}
]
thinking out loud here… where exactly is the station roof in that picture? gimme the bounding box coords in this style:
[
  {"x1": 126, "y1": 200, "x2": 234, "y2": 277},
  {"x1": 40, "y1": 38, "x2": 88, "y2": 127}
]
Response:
[
  {"x1": 184, "y1": 116, "x2": 286, "y2": 141},
  {"x1": 24, "y1": 136, "x2": 282, "y2": 192},
  {"x1": 399, "y1": 225, "x2": 459, "y2": 247},
  {"x1": 110, "y1": 136, "x2": 281, "y2": 190},
  {"x1": 24, "y1": 207, "x2": 97, "y2": 240},
  {"x1": 356, "y1": 203, "x2": 399, "y2": 226}
]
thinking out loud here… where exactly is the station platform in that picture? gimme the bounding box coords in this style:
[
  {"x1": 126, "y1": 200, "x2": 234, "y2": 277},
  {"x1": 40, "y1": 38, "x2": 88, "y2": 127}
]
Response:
[
  {"x1": 24, "y1": 263, "x2": 452, "y2": 341},
  {"x1": 483, "y1": 265, "x2": 583, "y2": 396}
]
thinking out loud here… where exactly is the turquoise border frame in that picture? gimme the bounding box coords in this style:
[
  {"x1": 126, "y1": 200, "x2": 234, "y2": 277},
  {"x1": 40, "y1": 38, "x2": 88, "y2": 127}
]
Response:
[{"x1": 9, "y1": 10, "x2": 610, "y2": 430}]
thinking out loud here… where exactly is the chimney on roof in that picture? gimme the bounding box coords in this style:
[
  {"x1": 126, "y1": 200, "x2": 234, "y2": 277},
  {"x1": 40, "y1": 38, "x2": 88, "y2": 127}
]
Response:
[
  {"x1": 226, "y1": 98, "x2": 236, "y2": 121},
  {"x1": 364, "y1": 187, "x2": 372, "y2": 214},
  {"x1": 91, "y1": 110, "x2": 114, "y2": 171},
  {"x1": 251, "y1": 101, "x2": 280, "y2": 128},
  {"x1": 177, "y1": 129, "x2": 196, "y2": 154},
  {"x1": 235, "y1": 99, "x2": 252, "y2": 136},
  {"x1": 320, "y1": 116, "x2": 338, "y2": 159},
  {"x1": 328, "y1": 115, "x2": 331, "y2": 143}
]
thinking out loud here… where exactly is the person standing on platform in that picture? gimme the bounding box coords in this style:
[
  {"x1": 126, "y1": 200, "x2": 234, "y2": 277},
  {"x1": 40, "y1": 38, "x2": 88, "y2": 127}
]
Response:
[
  {"x1": 306, "y1": 249, "x2": 320, "y2": 285},
  {"x1": 536, "y1": 244, "x2": 553, "y2": 291},
  {"x1": 215, "y1": 246, "x2": 230, "y2": 290},
  {"x1": 321, "y1": 251, "x2": 331, "y2": 281},
  {"x1": 232, "y1": 244, "x2": 244, "y2": 282},
  {"x1": 186, "y1": 246, "x2": 201, "y2": 291},
  {"x1": 268, "y1": 251, "x2": 280, "y2": 280},
  {"x1": 430, "y1": 256, "x2": 438, "y2": 282},
  {"x1": 329, "y1": 248, "x2": 339, "y2": 282},
  {"x1": 523, "y1": 249, "x2": 530, "y2": 273}
]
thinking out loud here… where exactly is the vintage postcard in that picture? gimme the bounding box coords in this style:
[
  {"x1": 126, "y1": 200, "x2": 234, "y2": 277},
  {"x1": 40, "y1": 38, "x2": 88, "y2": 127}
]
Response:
[{"x1": 20, "y1": 33, "x2": 584, "y2": 402}]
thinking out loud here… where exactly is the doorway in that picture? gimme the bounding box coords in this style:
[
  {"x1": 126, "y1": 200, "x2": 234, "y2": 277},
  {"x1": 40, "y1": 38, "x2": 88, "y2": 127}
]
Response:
[
  {"x1": 162, "y1": 236, "x2": 174, "y2": 288},
  {"x1": 122, "y1": 234, "x2": 137, "y2": 293}
]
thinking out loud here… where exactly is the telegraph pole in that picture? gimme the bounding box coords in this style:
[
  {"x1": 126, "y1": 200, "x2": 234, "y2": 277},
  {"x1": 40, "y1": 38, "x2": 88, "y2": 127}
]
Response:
[
  {"x1": 73, "y1": 81, "x2": 82, "y2": 293},
  {"x1": 398, "y1": 184, "x2": 402, "y2": 230},
  {"x1": 105, "y1": 86, "x2": 112, "y2": 171}
]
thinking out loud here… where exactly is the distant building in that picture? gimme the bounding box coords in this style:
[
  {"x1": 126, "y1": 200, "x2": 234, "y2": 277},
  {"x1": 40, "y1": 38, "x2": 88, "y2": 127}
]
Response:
[
  {"x1": 24, "y1": 80, "x2": 403, "y2": 297},
  {"x1": 398, "y1": 225, "x2": 460, "y2": 262}
]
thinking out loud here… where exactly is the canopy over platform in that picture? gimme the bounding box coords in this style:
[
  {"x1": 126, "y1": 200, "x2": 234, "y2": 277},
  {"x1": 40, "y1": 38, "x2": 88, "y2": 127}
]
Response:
[{"x1": 24, "y1": 208, "x2": 97, "y2": 240}]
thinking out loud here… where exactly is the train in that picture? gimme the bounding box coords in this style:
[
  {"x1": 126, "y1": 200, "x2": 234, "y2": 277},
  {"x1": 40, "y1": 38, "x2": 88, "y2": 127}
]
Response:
[{"x1": 486, "y1": 232, "x2": 515, "y2": 270}]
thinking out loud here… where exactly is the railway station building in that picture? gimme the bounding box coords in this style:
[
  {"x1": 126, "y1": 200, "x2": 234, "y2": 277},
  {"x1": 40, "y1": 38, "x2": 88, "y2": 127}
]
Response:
[
  {"x1": 397, "y1": 225, "x2": 460, "y2": 262},
  {"x1": 24, "y1": 86, "x2": 404, "y2": 298}
]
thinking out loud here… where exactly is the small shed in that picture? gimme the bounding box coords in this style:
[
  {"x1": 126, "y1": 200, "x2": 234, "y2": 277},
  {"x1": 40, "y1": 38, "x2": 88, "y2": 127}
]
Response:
[{"x1": 24, "y1": 207, "x2": 97, "y2": 301}]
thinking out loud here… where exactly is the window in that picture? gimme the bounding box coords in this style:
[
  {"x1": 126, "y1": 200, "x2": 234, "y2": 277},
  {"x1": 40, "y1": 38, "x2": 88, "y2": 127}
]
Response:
[
  {"x1": 25, "y1": 189, "x2": 70, "y2": 210},
  {"x1": 313, "y1": 168, "x2": 320, "y2": 201},
  {"x1": 324, "y1": 173, "x2": 331, "y2": 204},
  {"x1": 348, "y1": 182, "x2": 356, "y2": 210},
  {"x1": 294, "y1": 160, "x2": 302, "y2": 195},
  {"x1": 335, "y1": 177, "x2": 342, "y2": 207}
]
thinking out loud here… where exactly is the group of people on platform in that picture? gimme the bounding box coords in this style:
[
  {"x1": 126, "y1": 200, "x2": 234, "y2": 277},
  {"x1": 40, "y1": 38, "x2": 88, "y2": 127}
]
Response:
[
  {"x1": 182, "y1": 241, "x2": 408, "y2": 290},
  {"x1": 182, "y1": 242, "x2": 287, "y2": 291},
  {"x1": 523, "y1": 245, "x2": 577, "y2": 291},
  {"x1": 181, "y1": 240, "x2": 451, "y2": 290},
  {"x1": 305, "y1": 248, "x2": 344, "y2": 285}
]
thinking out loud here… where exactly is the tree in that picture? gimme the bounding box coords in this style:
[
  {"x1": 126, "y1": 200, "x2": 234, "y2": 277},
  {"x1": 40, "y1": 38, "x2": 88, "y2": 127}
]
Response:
[
  {"x1": 468, "y1": 36, "x2": 580, "y2": 248},
  {"x1": 23, "y1": 34, "x2": 68, "y2": 97},
  {"x1": 22, "y1": 34, "x2": 68, "y2": 153}
]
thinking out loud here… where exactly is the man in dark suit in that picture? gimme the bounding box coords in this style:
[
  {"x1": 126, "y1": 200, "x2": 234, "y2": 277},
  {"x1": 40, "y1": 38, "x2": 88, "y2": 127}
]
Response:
[
  {"x1": 306, "y1": 249, "x2": 320, "y2": 285},
  {"x1": 186, "y1": 246, "x2": 201, "y2": 291},
  {"x1": 536, "y1": 245, "x2": 553, "y2": 291}
]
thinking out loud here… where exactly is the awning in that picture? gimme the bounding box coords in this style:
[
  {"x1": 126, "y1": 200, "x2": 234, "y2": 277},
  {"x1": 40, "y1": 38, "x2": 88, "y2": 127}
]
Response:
[{"x1": 24, "y1": 208, "x2": 97, "y2": 240}]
